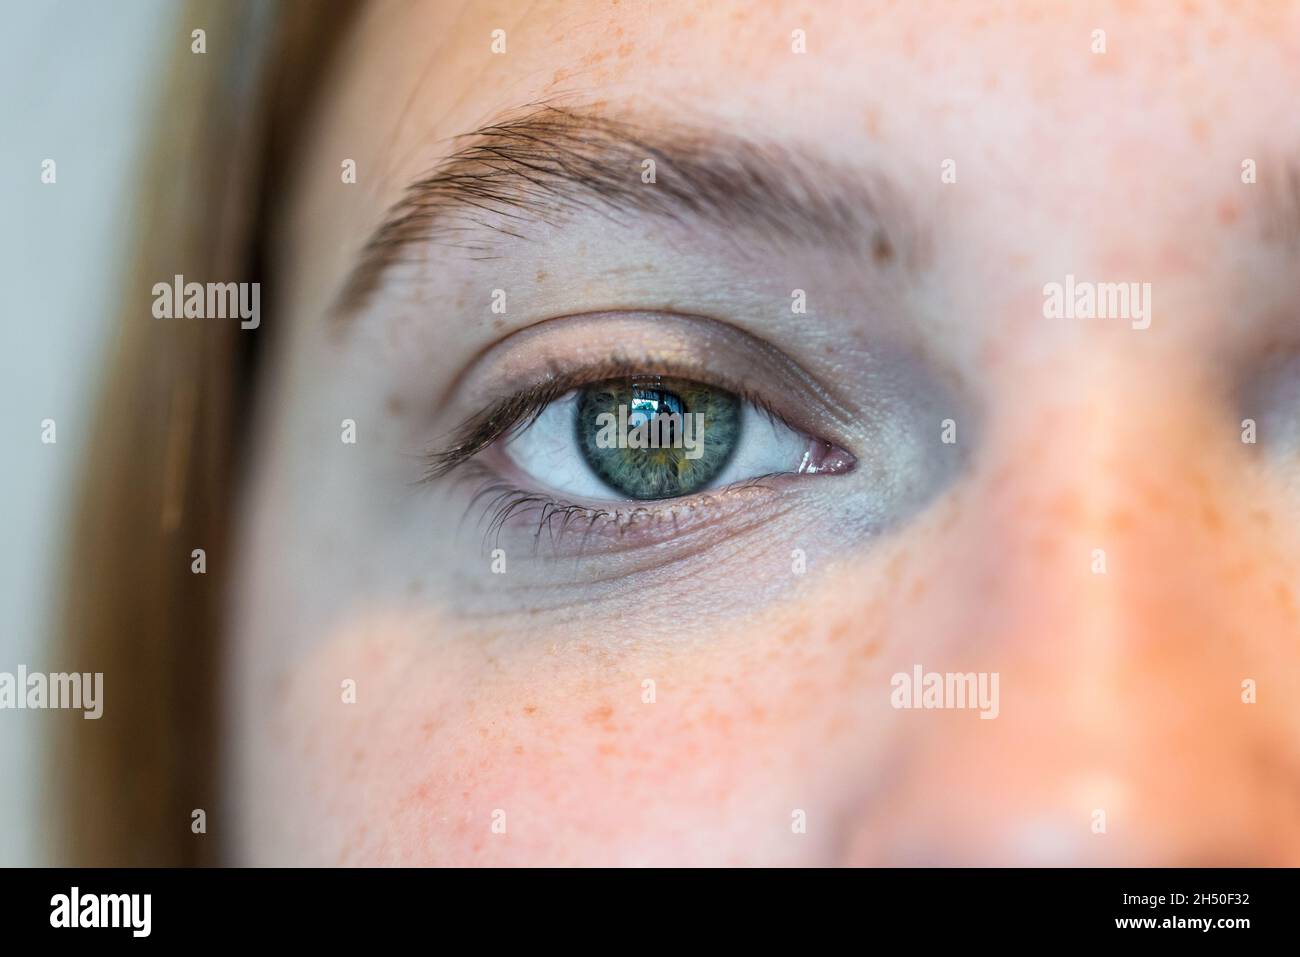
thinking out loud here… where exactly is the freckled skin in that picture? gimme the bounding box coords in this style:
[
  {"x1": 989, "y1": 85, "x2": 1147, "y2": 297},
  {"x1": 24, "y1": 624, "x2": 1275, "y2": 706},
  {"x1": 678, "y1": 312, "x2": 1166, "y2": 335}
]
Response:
[{"x1": 227, "y1": 1, "x2": 1300, "y2": 864}]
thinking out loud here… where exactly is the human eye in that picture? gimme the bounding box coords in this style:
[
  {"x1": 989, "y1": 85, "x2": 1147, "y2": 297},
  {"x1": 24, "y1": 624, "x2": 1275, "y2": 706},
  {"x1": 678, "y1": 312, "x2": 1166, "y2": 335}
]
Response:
[
  {"x1": 411, "y1": 305, "x2": 967, "y2": 580},
  {"x1": 494, "y1": 373, "x2": 851, "y2": 502},
  {"x1": 419, "y1": 311, "x2": 868, "y2": 552}
]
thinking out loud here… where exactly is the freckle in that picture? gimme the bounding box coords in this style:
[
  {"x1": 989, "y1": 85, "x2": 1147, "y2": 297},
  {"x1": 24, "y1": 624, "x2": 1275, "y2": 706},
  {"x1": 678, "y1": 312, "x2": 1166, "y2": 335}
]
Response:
[
  {"x1": 885, "y1": 550, "x2": 908, "y2": 587},
  {"x1": 703, "y1": 708, "x2": 733, "y2": 734},
  {"x1": 535, "y1": 269, "x2": 547, "y2": 282},
  {"x1": 1139, "y1": 482, "x2": 1167, "y2": 512},
  {"x1": 1201, "y1": 503, "x2": 1223, "y2": 534},
  {"x1": 617, "y1": 42, "x2": 634, "y2": 58},
  {"x1": 1217, "y1": 200, "x2": 1240, "y2": 226},
  {"x1": 863, "y1": 107, "x2": 882, "y2": 138},
  {"x1": 1089, "y1": 49, "x2": 1120, "y2": 74},
  {"x1": 478, "y1": 726, "x2": 489, "y2": 737},
  {"x1": 597, "y1": 742, "x2": 619, "y2": 756},
  {"x1": 938, "y1": 497, "x2": 962, "y2": 532},
  {"x1": 908, "y1": 577, "x2": 929, "y2": 603},
  {"x1": 1106, "y1": 508, "x2": 1136, "y2": 533},
  {"x1": 1222, "y1": 556, "x2": 1253, "y2": 587},
  {"x1": 386, "y1": 394, "x2": 404, "y2": 415},
  {"x1": 513, "y1": 745, "x2": 524, "y2": 755},
  {"x1": 523, "y1": 704, "x2": 538, "y2": 716},
  {"x1": 1188, "y1": 116, "x2": 1211, "y2": 143},
  {"x1": 1275, "y1": 584, "x2": 1298, "y2": 623},
  {"x1": 586, "y1": 704, "x2": 614, "y2": 725},
  {"x1": 872, "y1": 232, "x2": 894, "y2": 264},
  {"x1": 408, "y1": 579, "x2": 423, "y2": 594},
  {"x1": 1250, "y1": 508, "x2": 1271, "y2": 527}
]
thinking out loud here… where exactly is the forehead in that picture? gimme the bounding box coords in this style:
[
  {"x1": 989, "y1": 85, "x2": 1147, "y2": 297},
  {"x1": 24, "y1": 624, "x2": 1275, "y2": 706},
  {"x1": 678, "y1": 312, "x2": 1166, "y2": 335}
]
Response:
[{"x1": 324, "y1": 0, "x2": 1300, "y2": 172}]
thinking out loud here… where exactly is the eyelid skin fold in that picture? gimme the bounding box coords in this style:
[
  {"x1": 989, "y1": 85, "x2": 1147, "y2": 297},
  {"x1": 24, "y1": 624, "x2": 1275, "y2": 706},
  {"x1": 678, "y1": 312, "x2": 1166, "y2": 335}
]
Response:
[
  {"x1": 421, "y1": 309, "x2": 861, "y2": 482},
  {"x1": 421, "y1": 361, "x2": 814, "y2": 483}
]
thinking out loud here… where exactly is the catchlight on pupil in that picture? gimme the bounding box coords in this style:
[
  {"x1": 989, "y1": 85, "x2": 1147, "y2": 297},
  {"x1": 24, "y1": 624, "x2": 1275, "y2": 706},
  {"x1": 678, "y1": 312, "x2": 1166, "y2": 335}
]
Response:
[{"x1": 575, "y1": 376, "x2": 743, "y2": 500}]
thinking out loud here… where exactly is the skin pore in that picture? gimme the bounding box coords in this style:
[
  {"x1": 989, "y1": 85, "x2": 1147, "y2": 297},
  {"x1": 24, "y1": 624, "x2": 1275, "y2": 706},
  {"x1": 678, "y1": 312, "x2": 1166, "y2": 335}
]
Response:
[{"x1": 226, "y1": 0, "x2": 1300, "y2": 864}]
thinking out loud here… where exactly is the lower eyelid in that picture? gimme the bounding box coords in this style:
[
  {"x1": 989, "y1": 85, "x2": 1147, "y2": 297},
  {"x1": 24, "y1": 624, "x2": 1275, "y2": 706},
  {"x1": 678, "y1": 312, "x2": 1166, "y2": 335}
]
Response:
[{"x1": 453, "y1": 458, "x2": 807, "y2": 557}]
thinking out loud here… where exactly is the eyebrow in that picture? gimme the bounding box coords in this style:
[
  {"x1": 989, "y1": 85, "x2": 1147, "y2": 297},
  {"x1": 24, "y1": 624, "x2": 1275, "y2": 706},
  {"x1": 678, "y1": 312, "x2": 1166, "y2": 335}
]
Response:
[{"x1": 333, "y1": 103, "x2": 916, "y2": 316}]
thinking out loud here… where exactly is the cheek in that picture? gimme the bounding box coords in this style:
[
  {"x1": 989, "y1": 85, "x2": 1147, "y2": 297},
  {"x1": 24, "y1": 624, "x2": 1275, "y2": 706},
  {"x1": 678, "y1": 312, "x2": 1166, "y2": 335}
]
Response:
[{"x1": 246, "y1": 562, "x2": 908, "y2": 866}]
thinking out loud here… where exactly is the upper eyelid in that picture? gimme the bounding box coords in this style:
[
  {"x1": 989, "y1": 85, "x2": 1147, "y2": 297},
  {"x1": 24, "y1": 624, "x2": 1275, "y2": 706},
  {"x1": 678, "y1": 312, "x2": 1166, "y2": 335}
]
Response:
[
  {"x1": 421, "y1": 360, "x2": 799, "y2": 484},
  {"x1": 419, "y1": 309, "x2": 860, "y2": 473}
]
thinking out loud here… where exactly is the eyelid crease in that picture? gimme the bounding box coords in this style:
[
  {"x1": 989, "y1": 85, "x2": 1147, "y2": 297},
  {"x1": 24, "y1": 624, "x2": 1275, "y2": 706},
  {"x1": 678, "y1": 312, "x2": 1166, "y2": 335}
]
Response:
[{"x1": 420, "y1": 360, "x2": 799, "y2": 484}]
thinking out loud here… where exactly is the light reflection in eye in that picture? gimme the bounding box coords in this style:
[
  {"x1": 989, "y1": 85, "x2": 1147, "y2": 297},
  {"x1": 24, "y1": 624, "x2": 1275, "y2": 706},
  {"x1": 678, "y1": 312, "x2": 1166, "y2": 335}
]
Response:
[
  {"x1": 500, "y1": 375, "x2": 849, "y2": 502},
  {"x1": 628, "y1": 380, "x2": 686, "y2": 445}
]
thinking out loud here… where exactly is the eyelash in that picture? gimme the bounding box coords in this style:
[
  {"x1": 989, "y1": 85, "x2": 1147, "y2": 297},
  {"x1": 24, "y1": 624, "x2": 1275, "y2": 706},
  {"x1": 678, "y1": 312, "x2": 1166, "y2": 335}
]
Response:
[
  {"x1": 420, "y1": 359, "x2": 795, "y2": 484},
  {"x1": 451, "y1": 460, "x2": 786, "y2": 554},
  {"x1": 421, "y1": 360, "x2": 811, "y2": 549}
]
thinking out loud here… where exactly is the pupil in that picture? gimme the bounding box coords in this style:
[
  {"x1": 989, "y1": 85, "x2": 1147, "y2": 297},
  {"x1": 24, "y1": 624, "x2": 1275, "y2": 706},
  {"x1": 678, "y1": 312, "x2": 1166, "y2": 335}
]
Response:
[{"x1": 629, "y1": 383, "x2": 685, "y2": 442}]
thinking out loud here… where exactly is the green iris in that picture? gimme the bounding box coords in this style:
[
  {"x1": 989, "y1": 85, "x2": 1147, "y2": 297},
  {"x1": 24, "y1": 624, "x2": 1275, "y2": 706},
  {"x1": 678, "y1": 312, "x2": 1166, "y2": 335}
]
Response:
[{"x1": 575, "y1": 376, "x2": 743, "y2": 500}]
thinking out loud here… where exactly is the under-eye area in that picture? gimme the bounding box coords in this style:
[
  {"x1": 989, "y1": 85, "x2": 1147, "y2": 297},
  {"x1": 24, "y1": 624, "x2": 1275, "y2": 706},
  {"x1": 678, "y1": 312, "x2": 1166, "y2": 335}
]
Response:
[{"x1": 415, "y1": 310, "x2": 965, "y2": 563}]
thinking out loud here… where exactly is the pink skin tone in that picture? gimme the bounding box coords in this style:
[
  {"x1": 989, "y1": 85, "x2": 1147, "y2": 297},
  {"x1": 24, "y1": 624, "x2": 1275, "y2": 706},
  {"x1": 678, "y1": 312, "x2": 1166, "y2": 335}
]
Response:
[{"x1": 227, "y1": 0, "x2": 1300, "y2": 864}]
